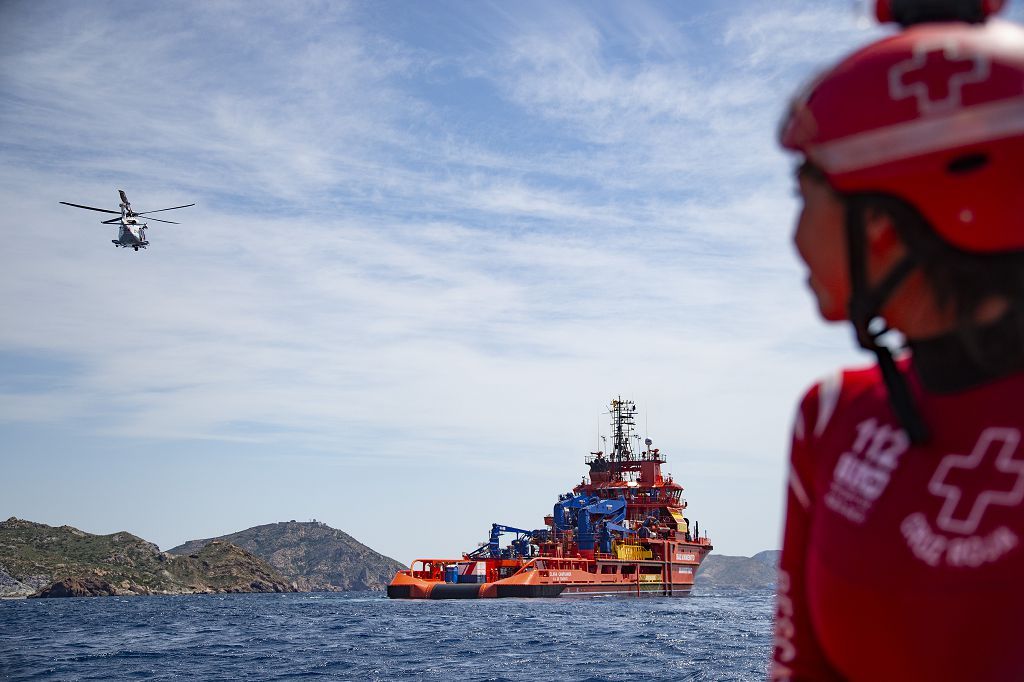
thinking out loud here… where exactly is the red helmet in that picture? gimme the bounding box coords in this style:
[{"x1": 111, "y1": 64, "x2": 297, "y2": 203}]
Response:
[{"x1": 780, "y1": 17, "x2": 1024, "y2": 253}]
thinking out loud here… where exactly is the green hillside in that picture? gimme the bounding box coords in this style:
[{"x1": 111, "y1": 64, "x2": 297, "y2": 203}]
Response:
[
  {"x1": 169, "y1": 520, "x2": 406, "y2": 591},
  {"x1": 0, "y1": 518, "x2": 296, "y2": 598}
]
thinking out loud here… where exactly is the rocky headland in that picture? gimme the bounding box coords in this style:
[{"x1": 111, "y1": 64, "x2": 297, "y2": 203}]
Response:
[
  {"x1": 0, "y1": 517, "x2": 296, "y2": 598},
  {"x1": 169, "y1": 520, "x2": 406, "y2": 591},
  {"x1": 693, "y1": 549, "x2": 780, "y2": 593}
]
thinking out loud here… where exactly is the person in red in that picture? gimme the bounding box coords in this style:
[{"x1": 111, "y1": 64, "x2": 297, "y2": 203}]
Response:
[{"x1": 772, "y1": 0, "x2": 1024, "y2": 679}]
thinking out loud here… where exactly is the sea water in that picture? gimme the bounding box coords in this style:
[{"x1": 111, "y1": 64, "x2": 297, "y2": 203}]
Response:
[{"x1": 0, "y1": 591, "x2": 773, "y2": 681}]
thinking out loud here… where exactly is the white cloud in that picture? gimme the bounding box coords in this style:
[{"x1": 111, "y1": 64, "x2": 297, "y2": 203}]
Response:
[{"x1": 723, "y1": 2, "x2": 887, "y2": 70}]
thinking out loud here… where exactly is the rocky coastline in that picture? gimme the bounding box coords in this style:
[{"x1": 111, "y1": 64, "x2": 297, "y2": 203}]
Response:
[{"x1": 0, "y1": 517, "x2": 297, "y2": 598}]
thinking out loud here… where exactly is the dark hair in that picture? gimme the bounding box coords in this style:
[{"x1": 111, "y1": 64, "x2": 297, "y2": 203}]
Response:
[
  {"x1": 845, "y1": 192, "x2": 1024, "y2": 360},
  {"x1": 796, "y1": 161, "x2": 1024, "y2": 332}
]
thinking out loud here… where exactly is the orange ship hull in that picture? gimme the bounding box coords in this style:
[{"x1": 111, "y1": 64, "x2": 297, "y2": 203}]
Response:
[{"x1": 388, "y1": 540, "x2": 712, "y2": 599}]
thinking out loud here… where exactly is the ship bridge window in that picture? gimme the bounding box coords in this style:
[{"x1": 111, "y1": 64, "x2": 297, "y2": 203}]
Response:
[{"x1": 600, "y1": 565, "x2": 618, "y2": 574}]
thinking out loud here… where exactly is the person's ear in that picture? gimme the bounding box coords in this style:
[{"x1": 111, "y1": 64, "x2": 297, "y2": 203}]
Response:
[{"x1": 863, "y1": 208, "x2": 903, "y2": 259}]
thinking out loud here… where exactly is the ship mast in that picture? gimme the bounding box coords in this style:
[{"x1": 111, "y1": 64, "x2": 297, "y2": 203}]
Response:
[
  {"x1": 609, "y1": 397, "x2": 640, "y2": 480},
  {"x1": 584, "y1": 397, "x2": 676, "y2": 493}
]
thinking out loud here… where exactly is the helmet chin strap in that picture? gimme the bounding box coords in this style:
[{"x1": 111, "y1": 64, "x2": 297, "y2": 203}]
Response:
[{"x1": 845, "y1": 201, "x2": 930, "y2": 445}]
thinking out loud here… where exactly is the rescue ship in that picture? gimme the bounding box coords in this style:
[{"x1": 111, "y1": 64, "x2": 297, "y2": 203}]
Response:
[{"x1": 387, "y1": 398, "x2": 712, "y2": 599}]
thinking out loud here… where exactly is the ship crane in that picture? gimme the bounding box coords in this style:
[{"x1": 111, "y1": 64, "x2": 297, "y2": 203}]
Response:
[
  {"x1": 466, "y1": 524, "x2": 542, "y2": 559},
  {"x1": 552, "y1": 492, "x2": 595, "y2": 530},
  {"x1": 552, "y1": 494, "x2": 627, "y2": 530},
  {"x1": 577, "y1": 496, "x2": 628, "y2": 556}
]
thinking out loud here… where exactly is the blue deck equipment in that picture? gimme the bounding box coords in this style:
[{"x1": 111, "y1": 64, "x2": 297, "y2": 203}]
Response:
[{"x1": 466, "y1": 524, "x2": 544, "y2": 559}]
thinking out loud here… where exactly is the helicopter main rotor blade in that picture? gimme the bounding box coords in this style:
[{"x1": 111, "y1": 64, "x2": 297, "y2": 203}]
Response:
[
  {"x1": 102, "y1": 215, "x2": 179, "y2": 224},
  {"x1": 60, "y1": 201, "x2": 121, "y2": 215},
  {"x1": 136, "y1": 203, "x2": 195, "y2": 215}
]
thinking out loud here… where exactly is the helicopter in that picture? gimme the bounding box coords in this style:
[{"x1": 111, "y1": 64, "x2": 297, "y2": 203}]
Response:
[{"x1": 60, "y1": 190, "x2": 194, "y2": 251}]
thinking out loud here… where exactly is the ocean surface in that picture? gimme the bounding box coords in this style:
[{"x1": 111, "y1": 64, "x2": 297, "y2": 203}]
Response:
[{"x1": 1, "y1": 591, "x2": 773, "y2": 681}]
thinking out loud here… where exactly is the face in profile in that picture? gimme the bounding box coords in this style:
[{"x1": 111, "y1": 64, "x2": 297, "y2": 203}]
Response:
[{"x1": 793, "y1": 171, "x2": 851, "y2": 322}]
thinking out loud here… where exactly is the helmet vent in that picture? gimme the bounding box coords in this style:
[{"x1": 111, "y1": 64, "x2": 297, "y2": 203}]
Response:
[{"x1": 947, "y1": 152, "x2": 989, "y2": 175}]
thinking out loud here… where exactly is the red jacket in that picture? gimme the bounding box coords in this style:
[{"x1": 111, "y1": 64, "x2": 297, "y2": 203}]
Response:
[{"x1": 772, "y1": 359, "x2": 1024, "y2": 680}]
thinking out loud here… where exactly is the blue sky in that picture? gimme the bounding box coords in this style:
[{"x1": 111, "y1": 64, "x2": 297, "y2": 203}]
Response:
[{"x1": 5, "y1": 1, "x2": 1020, "y2": 565}]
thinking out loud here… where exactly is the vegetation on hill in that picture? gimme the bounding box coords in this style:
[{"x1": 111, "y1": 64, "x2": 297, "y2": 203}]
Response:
[
  {"x1": 169, "y1": 520, "x2": 405, "y2": 591},
  {"x1": 0, "y1": 518, "x2": 296, "y2": 598},
  {"x1": 694, "y1": 550, "x2": 780, "y2": 593}
]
